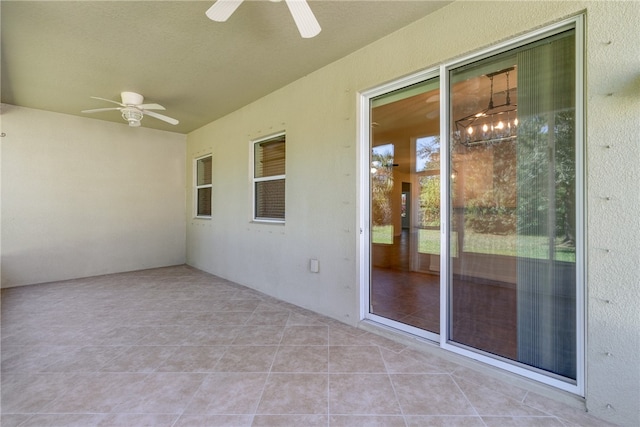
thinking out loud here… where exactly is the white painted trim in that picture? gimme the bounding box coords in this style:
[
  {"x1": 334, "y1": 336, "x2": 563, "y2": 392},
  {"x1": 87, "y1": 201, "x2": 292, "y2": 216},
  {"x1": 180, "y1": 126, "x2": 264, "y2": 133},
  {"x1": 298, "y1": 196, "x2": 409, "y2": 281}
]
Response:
[
  {"x1": 193, "y1": 153, "x2": 213, "y2": 219},
  {"x1": 359, "y1": 67, "x2": 441, "y2": 325},
  {"x1": 439, "y1": 63, "x2": 450, "y2": 348},
  {"x1": 573, "y1": 14, "x2": 586, "y2": 398},
  {"x1": 251, "y1": 131, "x2": 286, "y2": 223}
]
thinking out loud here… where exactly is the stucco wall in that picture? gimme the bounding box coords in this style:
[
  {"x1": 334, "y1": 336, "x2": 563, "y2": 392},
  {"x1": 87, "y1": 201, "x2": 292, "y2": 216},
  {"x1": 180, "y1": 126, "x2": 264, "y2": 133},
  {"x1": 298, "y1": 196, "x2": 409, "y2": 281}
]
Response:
[
  {"x1": 1, "y1": 105, "x2": 187, "y2": 287},
  {"x1": 186, "y1": 1, "x2": 639, "y2": 425}
]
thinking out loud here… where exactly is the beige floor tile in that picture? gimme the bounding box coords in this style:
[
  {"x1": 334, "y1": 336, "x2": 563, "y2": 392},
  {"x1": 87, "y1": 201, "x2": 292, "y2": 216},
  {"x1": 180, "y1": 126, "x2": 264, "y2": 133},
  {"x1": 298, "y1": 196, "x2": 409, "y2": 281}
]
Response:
[
  {"x1": 286, "y1": 311, "x2": 330, "y2": 326},
  {"x1": 0, "y1": 266, "x2": 616, "y2": 427},
  {"x1": 174, "y1": 414, "x2": 253, "y2": 426},
  {"x1": 329, "y1": 346, "x2": 387, "y2": 373},
  {"x1": 405, "y1": 415, "x2": 487, "y2": 426},
  {"x1": 454, "y1": 376, "x2": 548, "y2": 417},
  {"x1": 134, "y1": 326, "x2": 195, "y2": 346},
  {"x1": 41, "y1": 372, "x2": 147, "y2": 413},
  {"x1": 1, "y1": 372, "x2": 80, "y2": 413},
  {"x1": 271, "y1": 345, "x2": 328, "y2": 373},
  {"x1": 183, "y1": 326, "x2": 244, "y2": 346},
  {"x1": 96, "y1": 413, "x2": 179, "y2": 426},
  {"x1": 0, "y1": 414, "x2": 32, "y2": 427},
  {"x1": 523, "y1": 392, "x2": 616, "y2": 427},
  {"x1": 215, "y1": 299, "x2": 262, "y2": 312},
  {"x1": 82, "y1": 325, "x2": 151, "y2": 346},
  {"x1": 100, "y1": 345, "x2": 178, "y2": 372},
  {"x1": 330, "y1": 415, "x2": 406, "y2": 426},
  {"x1": 208, "y1": 311, "x2": 253, "y2": 325},
  {"x1": 451, "y1": 365, "x2": 528, "y2": 401},
  {"x1": 329, "y1": 373, "x2": 402, "y2": 415},
  {"x1": 253, "y1": 414, "x2": 328, "y2": 426},
  {"x1": 156, "y1": 345, "x2": 227, "y2": 372},
  {"x1": 41, "y1": 345, "x2": 126, "y2": 372},
  {"x1": 481, "y1": 416, "x2": 566, "y2": 426},
  {"x1": 257, "y1": 373, "x2": 328, "y2": 415},
  {"x1": 232, "y1": 325, "x2": 285, "y2": 345},
  {"x1": 388, "y1": 347, "x2": 459, "y2": 373},
  {"x1": 329, "y1": 328, "x2": 375, "y2": 346},
  {"x1": 380, "y1": 347, "x2": 450, "y2": 374},
  {"x1": 246, "y1": 310, "x2": 291, "y2": 326},
  {"x1": 1, "y1": 345, "x2": 71, "y2": 373},
  {"x1": 184, "y1": 372, "x2": 268, "y2": 414},
  {"x1": 214, "y1": 345, "x2": 278, "y2": 372},
  {"x1": 112, "y1": 372, "x2": 206, "y2": 413},
  {"x1": 390, "y1": 374, "x2": 476, "y2": 416},
  {"x1": 280, "y1": 325, "x2": 329, "y2": 346},
  {"x1": 17, "y1": 413, "x2": 104, "y2": 427}
]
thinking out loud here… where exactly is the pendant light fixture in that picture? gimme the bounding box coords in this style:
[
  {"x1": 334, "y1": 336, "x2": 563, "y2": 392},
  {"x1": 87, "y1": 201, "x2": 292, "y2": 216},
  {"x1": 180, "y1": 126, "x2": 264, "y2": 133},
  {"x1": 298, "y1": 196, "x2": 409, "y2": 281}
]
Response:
[{"x1": 455, "y1": 67, "x2": 518, "y2": 146}]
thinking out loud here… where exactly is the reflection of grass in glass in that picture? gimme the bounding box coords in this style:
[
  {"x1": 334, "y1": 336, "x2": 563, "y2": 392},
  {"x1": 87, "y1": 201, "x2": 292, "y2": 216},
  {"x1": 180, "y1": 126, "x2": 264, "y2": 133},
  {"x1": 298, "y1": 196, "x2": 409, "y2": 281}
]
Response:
[
  {"x1": 372, "y1": 225, "x2": 393, "y2": 244},
  {"x1": 418, "y1": 229, "x2": 575, "y2": 262}
]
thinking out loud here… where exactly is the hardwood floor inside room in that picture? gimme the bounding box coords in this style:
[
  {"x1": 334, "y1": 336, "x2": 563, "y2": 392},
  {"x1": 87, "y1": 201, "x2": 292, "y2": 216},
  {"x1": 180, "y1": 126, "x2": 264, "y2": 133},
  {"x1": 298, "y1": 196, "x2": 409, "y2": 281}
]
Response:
[{"x1": 371, "y1": 229, "x2": 517, "y2": 359}]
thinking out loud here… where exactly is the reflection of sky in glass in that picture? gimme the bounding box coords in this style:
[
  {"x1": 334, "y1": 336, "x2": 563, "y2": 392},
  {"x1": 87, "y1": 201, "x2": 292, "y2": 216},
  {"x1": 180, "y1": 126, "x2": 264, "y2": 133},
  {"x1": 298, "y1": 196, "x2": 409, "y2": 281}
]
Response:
[
  {"x1": 372, "y1": 143, "x2": 394, "y2": 167},
  {"x1": 372, "y1": 143, "x2": 394, "y2": 157},
  {"x1": 416, "y1": 136, "x2": 439, "y2": 172}
]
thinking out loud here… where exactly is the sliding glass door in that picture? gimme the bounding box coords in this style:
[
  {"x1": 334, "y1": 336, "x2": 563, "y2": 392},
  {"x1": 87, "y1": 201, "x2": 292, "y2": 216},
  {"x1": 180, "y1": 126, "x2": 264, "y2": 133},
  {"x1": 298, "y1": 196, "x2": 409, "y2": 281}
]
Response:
[
  {"x1": 368, "y1": 76, "x2": 441, "y2": 338},
  {"x1": 363, "y1": 18, "x2": 582, "y2": 392},
  {"x1": 448, "y1": 28, "x2": 577, "y2": 380}
]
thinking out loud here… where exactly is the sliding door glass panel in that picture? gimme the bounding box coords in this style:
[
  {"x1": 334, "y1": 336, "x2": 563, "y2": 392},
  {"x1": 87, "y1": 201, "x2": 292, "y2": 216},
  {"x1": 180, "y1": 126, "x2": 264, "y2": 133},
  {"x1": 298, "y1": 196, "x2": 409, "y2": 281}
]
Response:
[
  {"x1": 448, "y1": 29, "x2": 577, "y2": 379},
  {"x1": 369, "y1": 78, "x2": 440, "y2": 334}
]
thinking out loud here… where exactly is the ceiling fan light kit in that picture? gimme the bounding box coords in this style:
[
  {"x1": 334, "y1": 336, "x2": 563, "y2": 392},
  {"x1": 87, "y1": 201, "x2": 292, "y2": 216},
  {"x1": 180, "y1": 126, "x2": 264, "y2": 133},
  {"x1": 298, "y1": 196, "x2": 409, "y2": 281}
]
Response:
[
  {"x1": 121, "y1": 108, "x2": 143, "y2": 127},
  {"x1": 206, "y1": 0, "x2": 321, "y2": 38}
]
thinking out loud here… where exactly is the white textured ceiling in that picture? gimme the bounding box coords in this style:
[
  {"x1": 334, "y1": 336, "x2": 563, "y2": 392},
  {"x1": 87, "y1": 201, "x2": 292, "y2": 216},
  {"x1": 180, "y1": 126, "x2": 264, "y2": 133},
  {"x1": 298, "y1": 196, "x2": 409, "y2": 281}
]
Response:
[{"x1": 1, "y1": 1, "x2": 450, "y2": 134}]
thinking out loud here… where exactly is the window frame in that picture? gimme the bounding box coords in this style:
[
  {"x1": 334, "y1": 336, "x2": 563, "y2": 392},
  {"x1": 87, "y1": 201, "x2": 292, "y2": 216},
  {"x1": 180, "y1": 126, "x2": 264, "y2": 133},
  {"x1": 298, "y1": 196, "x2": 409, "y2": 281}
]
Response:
[
  {"x1": 252, "y1": 132, "x2": 286, "y2": 223},
  {"x1": 194, "y1": 154, "x2": 213, "y2": 219}
]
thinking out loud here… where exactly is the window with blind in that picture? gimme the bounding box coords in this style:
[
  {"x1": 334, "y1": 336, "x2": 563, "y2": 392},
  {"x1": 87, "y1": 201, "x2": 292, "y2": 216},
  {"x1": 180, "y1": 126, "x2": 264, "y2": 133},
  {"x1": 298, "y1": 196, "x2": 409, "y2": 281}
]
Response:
[
  {"x1": 195, "y1": 155, "x2": 212, "y2": 217},
  {"x1": 253, "y1": 133, "x2": 285, "y2": 221}
]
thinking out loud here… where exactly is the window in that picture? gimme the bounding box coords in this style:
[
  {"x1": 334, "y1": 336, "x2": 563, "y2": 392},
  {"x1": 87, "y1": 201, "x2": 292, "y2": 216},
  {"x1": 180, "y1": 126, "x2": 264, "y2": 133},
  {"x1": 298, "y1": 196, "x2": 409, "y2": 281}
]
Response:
[
  {"x1": 253, "y1": 133, "x2": 285, "y2": 222},
  {"x1": 194, "y1": 155, "x2": 212, "y2": 217}
]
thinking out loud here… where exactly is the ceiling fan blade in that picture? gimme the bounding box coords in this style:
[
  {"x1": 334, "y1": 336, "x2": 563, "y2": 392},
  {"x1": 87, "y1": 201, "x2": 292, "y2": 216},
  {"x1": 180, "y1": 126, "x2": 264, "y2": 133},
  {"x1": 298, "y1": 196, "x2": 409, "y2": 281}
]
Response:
[
  {"x1": 138, "y1": 103, "x2": 165, "y2": 111},
  {"x1": 81, "y1": 107, "x2": 121, "y2": 113},
  {"x1": 206, "y1": 0, "x2": 244, "y2": 22},
  {"x1": 284, "y1": 0, "x2": 321, "y2": 38},
  {"x1": 90, "y1": 96, "x2": 125, "y2": 107},
  {"x1": 143, "y1": 110, "x2": 179, "y2": 125}
]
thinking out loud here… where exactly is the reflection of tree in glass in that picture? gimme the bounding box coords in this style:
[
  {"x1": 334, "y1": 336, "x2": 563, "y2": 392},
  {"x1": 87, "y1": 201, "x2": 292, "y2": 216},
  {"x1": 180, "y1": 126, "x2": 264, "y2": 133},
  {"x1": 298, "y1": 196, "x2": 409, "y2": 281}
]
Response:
[
  {"x1": 371, "y1": 149, "x2": 394, "y2": 226},
  {"x1": 417, "y1": 136, "x2": 440, "y2": 172},
  {"x1": 461, "y1": 139, "x2": 517, "y2": 235},
  {"x1": 419, "y1": 175, "x2": 440, "y2": 227},
  {"x1": 516, "y1": 111, "x2": 575, "y2": 248},
  {"x1": 416, "y1": 136, "x2": 441, "y2": 228}
]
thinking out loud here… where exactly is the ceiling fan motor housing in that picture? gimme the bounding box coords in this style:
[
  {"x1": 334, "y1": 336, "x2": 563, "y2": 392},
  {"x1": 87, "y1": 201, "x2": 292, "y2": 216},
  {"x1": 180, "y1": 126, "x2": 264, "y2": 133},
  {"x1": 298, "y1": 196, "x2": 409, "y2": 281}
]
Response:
[{"x1": 121, "y1": 91, "x2": 144, "y2": 106}]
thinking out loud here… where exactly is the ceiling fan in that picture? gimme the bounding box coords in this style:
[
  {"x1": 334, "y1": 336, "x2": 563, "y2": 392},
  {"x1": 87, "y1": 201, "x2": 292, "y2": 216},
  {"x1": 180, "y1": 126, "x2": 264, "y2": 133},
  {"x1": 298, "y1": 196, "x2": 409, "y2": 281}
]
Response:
[
  {"x1": 206, "y1": 0, "x2": 321, "y2": 39},
  {"x1": 81, "y1": 92, "x2": 179, "y2": 127}
]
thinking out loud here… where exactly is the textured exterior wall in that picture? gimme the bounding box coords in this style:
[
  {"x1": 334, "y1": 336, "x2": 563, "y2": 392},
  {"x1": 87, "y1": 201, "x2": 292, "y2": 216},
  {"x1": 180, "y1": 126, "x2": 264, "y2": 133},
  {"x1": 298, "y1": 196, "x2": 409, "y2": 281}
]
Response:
[
  {"x1": 186, "y1": 1, "x2": 639, "y2": 425},
  {"x1": 1, "y1": 105, "x2": 187, "y2": 287}
]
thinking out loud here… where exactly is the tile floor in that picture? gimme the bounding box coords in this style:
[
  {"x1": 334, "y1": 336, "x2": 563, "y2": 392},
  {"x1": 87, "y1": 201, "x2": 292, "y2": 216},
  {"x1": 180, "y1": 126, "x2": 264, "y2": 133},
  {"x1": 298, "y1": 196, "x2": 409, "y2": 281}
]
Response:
[{"x1": 1, "y1": 265, "x2": 611, "y2": 426}]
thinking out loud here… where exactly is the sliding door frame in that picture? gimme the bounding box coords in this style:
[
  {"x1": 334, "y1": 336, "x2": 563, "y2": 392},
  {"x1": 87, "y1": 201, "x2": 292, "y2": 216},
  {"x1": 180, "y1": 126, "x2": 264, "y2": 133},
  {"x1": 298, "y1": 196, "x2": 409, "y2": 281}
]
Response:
[
  {"x1": 358, "y1": 67, "x2": 441, "y2": 343},
  {"x1": 358, "y1": 15, "x2": 585, "y2": 396}
]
